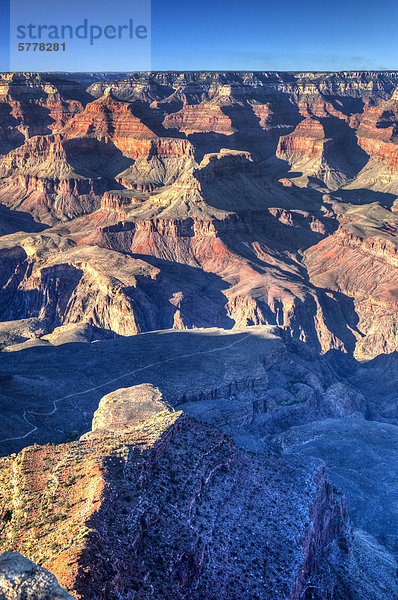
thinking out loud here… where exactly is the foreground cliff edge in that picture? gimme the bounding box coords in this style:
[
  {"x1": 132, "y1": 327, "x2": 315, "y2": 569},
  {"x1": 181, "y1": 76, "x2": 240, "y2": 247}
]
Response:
[
  {"x1": 0, "y1": 384, "x2": 394, "y2": 600},
  {"x1": 0, "y1": 71, "x2": 397, "y2": 599},
  {"x1": 0, "y1": 551, "x2": 75, "y2": 599},
  {"x1": 0, "y1": 327, "x2": 396, "y2": 599}
]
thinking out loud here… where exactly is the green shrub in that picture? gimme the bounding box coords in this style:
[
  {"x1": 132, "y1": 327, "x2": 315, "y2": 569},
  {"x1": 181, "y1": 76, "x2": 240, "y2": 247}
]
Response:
[{"x1": 2, "y1": 509, "x2": 12, "y2": 523}]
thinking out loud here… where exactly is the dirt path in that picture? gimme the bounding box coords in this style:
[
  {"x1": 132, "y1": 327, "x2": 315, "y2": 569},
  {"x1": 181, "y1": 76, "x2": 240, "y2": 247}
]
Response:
[{"x1": 0, "y1": 333, "x2": 251, "y2": 444}]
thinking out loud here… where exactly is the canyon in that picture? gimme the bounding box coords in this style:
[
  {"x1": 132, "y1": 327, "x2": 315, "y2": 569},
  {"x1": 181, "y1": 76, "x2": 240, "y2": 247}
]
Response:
[{"x1": 0, "y1": 71, "x2": 397, "y2": 599}]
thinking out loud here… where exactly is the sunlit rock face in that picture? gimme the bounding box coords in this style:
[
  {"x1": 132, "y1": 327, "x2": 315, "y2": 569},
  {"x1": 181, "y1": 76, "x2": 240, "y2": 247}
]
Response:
[
  {"x1": 0, "y1": 71, "x2": 398, "y2": 600},
  {"x1": 0, "y1": 71, "x2": 398, "y2": 358}
]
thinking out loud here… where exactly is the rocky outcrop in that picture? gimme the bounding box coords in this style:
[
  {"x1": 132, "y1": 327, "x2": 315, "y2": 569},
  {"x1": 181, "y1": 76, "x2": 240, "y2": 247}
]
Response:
[
  {"x1": 0, "y1": 552, "x2": 75, "y2": 600},
  {"x1": 0, "y1": 385, "x2": 354, "y2": 600},
  {"x1": 163, "y1": 102, "x2": 236, "y2": 135},
  {"x1": 355, "y1": 89, "x2": 398, "y2": 173},
  {"x1": 100, "y1": 191, "x2": 136, "y2": 214},
  {"x1": 0, "y1": 242, "x2": 167, "y2": 338},
  {"x1": 90, "y1": 384, "x2": 171, "y2": 432},
  {"x1": 1, "y1": 71, "x2": 398, "y2": 356},
  {"x1": 62, "y1": 90, "x2": 158, "y2": 152},
  {"x1": 277, "y1": 117, "x2": 331, "y2": 164},
  {"x1": 0, "y1": 135, "x2": 128, "y2": 222},
  {"x1": 305, "y1": 219, "x2": 398, "y2": 359},
  {"x1": 357, "y1": 135, "x2": 398, "y2": 171},
  {"x1": 0, "y1": 73, "x2": 89, "y2": 154},
  {"x1": 1, "y1": 70, "x2": 398, "y2": 600}
]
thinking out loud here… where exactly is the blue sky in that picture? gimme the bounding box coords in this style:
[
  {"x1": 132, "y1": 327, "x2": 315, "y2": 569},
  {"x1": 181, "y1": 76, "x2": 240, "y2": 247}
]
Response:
[
  {"x1": 151, "y1": 0, "x2": 398, "y2": 71},
  {"x1": 1, "y1": 0, "x2": 398, "y2": 72},
  {"x1": 0, "y1": 0, "x2": 10, "y2": 70}
]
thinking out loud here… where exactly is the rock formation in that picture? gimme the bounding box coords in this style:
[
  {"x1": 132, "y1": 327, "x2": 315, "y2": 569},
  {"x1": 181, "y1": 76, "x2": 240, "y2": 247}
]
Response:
[
  {"x1": 1, "y1": 383, "x2": 389, "y2": 600},
  {"x1": 0, "y1": 71, "x2": 397, "y2": 599},
  {"x1": 0, "y1": 551, "x2": 75, "y2": 599},
  {"x1": 0, "y1": 72, "x2": 397, "y2": 356}
]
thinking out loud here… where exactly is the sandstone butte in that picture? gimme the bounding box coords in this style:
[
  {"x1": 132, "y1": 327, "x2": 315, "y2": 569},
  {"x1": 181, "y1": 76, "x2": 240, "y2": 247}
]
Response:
[{"x1": 0, "y1": 71, "x2": 397, "y2": 600}]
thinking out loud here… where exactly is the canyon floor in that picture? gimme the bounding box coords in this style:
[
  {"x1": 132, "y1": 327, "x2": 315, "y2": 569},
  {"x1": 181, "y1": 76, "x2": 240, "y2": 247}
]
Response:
[{"x1": 0, "y1": 71, "x2": 397, "y2": 599}]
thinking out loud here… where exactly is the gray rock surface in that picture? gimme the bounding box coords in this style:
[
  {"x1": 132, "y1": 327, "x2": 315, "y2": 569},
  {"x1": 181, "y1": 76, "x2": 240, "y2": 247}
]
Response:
[
  {"x1": 0, "y1": 552, "x2": 75, "y2": 600},
  {"x1": 90, "y1": 383, "x2": 171, "y2": 433}
]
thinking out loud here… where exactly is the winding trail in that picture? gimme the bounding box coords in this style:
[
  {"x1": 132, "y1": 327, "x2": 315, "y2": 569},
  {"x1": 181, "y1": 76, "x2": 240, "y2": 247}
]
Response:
[{"x1": 0, "y1": 332, "x2": 251, "y2": 445}]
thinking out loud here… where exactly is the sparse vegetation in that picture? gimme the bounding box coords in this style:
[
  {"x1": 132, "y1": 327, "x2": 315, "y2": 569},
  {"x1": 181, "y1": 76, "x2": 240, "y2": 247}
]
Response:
[{"x1": 2, "y1": 509, "x2": 12, "y2": 523}]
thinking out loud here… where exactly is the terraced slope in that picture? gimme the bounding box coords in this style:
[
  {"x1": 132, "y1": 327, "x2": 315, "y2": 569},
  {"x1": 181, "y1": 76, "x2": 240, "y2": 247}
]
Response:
[{"x1": 0, "y1": 71, "x2": 397, "y2": 600}]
